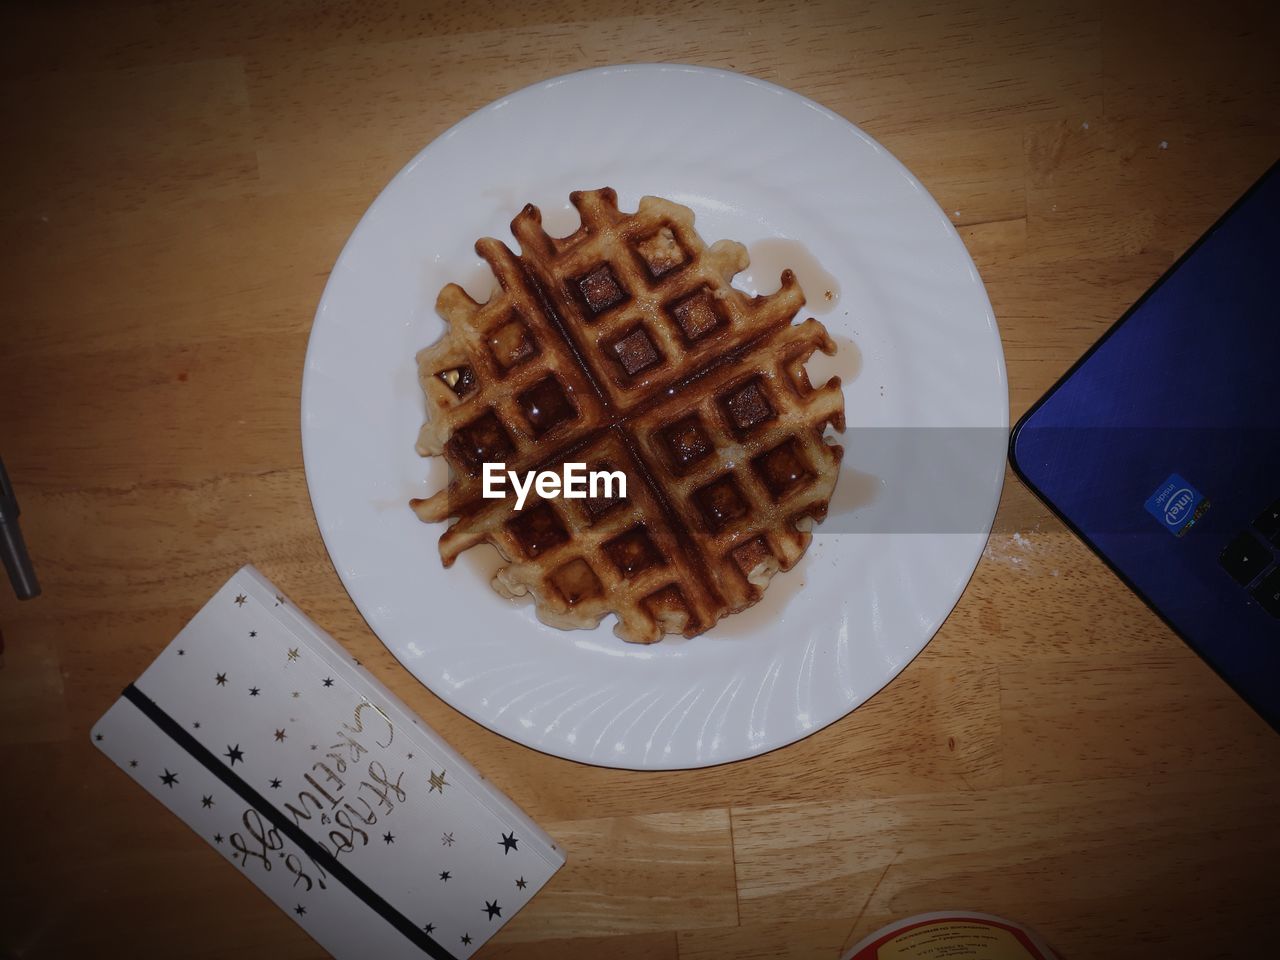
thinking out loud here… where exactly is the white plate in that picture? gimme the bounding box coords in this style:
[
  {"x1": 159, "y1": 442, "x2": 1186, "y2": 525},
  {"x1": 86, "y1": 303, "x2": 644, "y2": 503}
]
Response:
[{"x1": 302, "y1": 65, "x2": 1007, "y2": 769}]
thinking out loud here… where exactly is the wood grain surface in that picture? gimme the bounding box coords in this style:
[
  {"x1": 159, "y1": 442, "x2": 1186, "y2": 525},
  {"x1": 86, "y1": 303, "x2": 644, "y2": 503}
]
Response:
[{"x1": 2, "y1": 2, "x2": 1279, "y2": 958}]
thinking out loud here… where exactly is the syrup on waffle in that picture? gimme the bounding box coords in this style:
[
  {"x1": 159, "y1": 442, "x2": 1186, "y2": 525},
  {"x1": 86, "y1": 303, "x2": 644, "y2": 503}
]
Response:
[{"x1": 412, "y1": 189, "x2": 845, "y2": 643}]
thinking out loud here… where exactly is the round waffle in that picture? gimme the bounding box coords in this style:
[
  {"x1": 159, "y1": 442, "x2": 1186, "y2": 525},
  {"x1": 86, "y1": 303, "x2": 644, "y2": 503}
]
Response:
[{"x1": 411, "y1": 189, "x2": 845, "y2": 643}]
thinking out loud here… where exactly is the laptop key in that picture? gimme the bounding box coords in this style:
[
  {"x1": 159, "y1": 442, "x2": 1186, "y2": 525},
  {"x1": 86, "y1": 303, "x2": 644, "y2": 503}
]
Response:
[
  {"x1": 1219, "y1": 530, "x2": 1272, "y2": 586},
  {"x1": 1254, "y1": 497, "x2": 1280, "y2": 543},
  {"x1": 1254, "y1": 567, "x2": 1280, "y2": 618}
]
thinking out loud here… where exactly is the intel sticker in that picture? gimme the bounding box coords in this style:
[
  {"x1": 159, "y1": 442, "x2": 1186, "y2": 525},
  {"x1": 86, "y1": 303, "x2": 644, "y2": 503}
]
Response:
[{"x1": 1145, "y1": 473, "x2": 1210, "y2": 536}]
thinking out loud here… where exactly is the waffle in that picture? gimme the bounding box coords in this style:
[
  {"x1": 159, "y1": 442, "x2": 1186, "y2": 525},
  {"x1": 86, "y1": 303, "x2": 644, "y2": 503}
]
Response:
[{"x1": 411, "y1": 189, "x2": 845, "y2": 643}]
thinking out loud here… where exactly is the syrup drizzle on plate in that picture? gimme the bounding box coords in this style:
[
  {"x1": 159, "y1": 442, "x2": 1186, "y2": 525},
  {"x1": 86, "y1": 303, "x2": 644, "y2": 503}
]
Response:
[{"x1": 739, "y1": 238, "x2": 841, "y2": 314}]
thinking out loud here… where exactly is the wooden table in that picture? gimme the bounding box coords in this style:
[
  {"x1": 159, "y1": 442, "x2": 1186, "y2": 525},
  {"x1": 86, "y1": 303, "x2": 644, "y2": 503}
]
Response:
[{"x1": 3, "y1": 2, "x2": 1278, "y2": 957}]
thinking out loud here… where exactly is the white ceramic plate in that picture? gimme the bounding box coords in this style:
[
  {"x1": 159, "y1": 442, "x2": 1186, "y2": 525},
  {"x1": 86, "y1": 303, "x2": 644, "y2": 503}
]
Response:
[{"x1": 302, "y1": 64, "x2": 1007, "y2": 769}]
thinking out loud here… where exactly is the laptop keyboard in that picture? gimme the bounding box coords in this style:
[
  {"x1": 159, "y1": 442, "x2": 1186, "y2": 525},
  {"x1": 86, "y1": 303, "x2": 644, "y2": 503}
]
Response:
[
  {"x1": 1219, "y1": 497, "x2": 1280, "y2": 616},
  {"x1": 1256, "y1": 568, "x2": 1280, "y2": 618},
  {"x1": 1255, "y1": 497, "x2": 1280, "y2": 541}
]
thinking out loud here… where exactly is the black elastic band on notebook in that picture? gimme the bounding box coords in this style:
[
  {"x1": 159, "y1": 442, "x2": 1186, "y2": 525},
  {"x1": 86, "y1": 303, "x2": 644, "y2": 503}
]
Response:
[{"x1": 123, "y1": 683, "x2": 455, "y2": 960}]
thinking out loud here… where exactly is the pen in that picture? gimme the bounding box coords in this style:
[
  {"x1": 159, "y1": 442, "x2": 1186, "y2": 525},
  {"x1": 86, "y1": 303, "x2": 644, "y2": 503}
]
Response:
[{"x1": 0, "y1": 455, "x2": 40, "y2": 600}]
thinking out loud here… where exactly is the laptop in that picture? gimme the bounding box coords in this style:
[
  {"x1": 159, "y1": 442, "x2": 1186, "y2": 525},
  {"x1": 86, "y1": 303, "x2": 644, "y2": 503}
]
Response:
[{"x1": 1009, "y1": 159, "x2": 1280, "y2": 732}]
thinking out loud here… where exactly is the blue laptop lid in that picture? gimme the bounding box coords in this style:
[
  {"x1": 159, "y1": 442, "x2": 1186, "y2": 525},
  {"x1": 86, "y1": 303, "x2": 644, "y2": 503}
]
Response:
[{"x1": 1010, "y1": 160, "x2": 1280, "y2": 731}]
